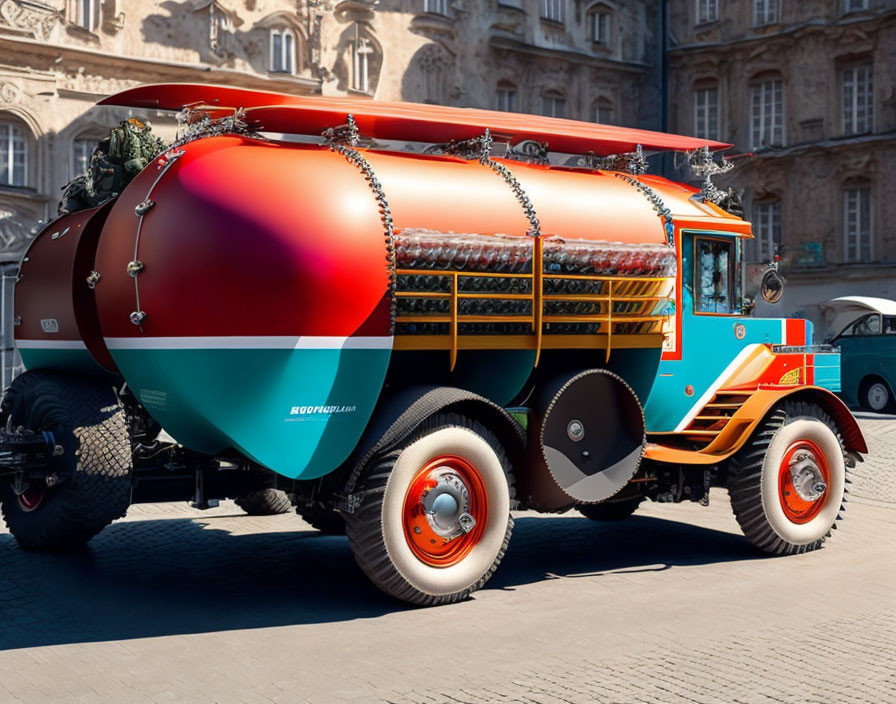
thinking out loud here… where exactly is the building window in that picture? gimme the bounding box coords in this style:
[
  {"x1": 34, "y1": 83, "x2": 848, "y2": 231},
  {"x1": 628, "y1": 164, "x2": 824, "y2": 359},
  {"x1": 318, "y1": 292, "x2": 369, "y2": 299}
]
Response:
[
  {"x1": 540, "y1": 0, "x2": 565, "y2": 23},
  {"x1": 693, "y1": 86, "x2": 719, "y2": 140},
  {"x1": 424, "y1": 0, "x2": 449, "y2": 15},
  {"x1": 77, "y1": 0, "x2": 100, "y2": 31},
  {"x1": 748, "y1": 201, "x2": 781, "y2": 263},
  {"x1": 696, "y1": 0, "x2": 718, "y2": 23},
  {"x1": 590, "y1": 9, "x2": 611, "y2": 44},
  {"x1": 72, "y1": 138, "x2": 94, "y2": 178},
  {"x1": 496, "y1": 82, "x2": 516, "y2": 112},
  {"x1": 751, "y1": 78, "x2": 784, "y2": 149},
  {"x1": 0, "y1": 121, "x2": 27, "y2": 187},
  {"x1": 843, "y1": 0, "x2": 868, "y2": 12},
  {"x1": 269, "y1": 29, "x2": 296, "y2": 74},
  {"x1": 844, "y1": 186, "x2": 872, "y2": 263},
  {"x1": 352, "y1": 37, "x2": 374, "y2": 93},
  {"x1": 843, "y1": 64, "x2": 873, "y2": 135},
  {"x1": 593, "y1": 97, "x2": 614, "y2": 124},
  {"x1": 542, "y1": 90, "x2": 566, "y2": 118},
  {"x1": 754, "y1": 0, "x2": 778, "y2": 25}
]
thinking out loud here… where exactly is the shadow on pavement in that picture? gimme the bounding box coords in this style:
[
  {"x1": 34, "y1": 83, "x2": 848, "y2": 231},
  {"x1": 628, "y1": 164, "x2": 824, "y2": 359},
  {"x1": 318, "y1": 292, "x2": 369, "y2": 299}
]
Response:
[{"x1": 0, "y1": 512, "x2": 759, "y2": 650}]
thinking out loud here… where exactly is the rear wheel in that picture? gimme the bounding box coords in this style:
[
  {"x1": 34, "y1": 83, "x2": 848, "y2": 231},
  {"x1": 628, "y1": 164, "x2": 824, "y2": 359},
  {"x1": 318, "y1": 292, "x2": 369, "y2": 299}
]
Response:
[
  {"x1": 344, "y1": 413, "x2": 514, "y2": 606},
  {"x1": 1, "y1": 371, "x2": 133, "y2": 551},
  {"x1": 728, "y1": 401, "x2": 847, "y2": 555},
  {"x1": 235, "y1": 488, "x2": 292, "y2": 516},
  {"x1": 578, "y1": 497, "x2": 643, "y2": 521}
]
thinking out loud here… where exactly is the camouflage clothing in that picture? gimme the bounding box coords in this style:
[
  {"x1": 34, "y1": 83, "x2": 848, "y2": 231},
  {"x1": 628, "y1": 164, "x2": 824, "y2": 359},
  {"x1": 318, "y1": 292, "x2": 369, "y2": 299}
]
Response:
[{"x1": 58, "y1": 118, "x2": 165, "y2": 215}]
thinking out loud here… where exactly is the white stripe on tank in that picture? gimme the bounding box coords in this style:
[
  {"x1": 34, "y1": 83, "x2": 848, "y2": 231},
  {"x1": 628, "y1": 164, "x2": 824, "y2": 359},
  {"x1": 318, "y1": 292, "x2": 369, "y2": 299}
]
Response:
[
  {"x1": 16, "y1": 339, "x2": 89, "y2": 350},
  {"x1": 103, "y1": 336, "x2": 394, "y2": 350}
]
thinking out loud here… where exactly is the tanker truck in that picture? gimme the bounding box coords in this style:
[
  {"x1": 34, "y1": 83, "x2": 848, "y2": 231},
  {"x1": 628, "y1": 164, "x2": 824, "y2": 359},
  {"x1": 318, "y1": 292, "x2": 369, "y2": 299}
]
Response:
[{"x1": 0, "y1": 84, "x2": 866, "y2": 605}]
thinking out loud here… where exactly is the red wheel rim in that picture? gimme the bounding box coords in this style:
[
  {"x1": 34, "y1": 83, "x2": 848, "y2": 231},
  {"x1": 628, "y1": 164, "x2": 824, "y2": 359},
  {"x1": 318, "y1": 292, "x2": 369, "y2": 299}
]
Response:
[
  {"x1": 402, "y1": 455, "x2": 489, "y2": 568},
  {"x1": 778, "y1": 439, "x2": 830, "y2": 524},
  {"x1": 17, "y1": 484, "x2": 46, "y2": 512}
]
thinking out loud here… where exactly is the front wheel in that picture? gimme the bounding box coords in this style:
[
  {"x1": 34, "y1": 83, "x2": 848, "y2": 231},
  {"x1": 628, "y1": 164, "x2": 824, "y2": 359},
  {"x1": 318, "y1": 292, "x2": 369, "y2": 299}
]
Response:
[
  {"x1": 728, "y1": 401, "x2": 847, "y2": 555},
  {"x1": 344, "y1": 413, "x2": 514, "y2": 606}
]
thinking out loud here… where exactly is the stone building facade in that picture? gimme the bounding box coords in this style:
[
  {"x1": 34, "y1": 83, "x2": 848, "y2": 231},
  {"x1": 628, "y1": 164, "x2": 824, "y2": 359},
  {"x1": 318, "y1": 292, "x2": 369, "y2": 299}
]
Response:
[
  {"x1": 667, "y1": 0, "x2": 896, "y2": 320},
  {"x1": 0, "y1": 0, "x2": 661, "y2": 263},
  {"x1": 0, "y1": 0, "x2": 894, "y2": 329}
]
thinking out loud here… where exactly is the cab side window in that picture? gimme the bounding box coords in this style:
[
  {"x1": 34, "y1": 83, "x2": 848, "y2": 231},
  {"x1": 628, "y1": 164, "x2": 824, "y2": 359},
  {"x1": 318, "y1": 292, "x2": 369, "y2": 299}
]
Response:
[{"x1": 694, "y1": 238, "x2": 736, "y2": 314}]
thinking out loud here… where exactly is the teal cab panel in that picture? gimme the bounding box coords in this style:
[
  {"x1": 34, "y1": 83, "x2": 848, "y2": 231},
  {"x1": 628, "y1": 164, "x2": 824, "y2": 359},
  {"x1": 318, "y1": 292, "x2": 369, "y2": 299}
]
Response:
[
  {"x1": 644, "y1": 229, "x2": 821, "y2": 433},
  {"x1": 833, "y1": 310, "x2": 896, "y2": 409}
]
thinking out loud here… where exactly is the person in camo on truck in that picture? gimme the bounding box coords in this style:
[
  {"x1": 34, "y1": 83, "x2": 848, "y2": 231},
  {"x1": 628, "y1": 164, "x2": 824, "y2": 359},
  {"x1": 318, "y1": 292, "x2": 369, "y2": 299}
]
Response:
[{"x1": 1, "y1": 83, "x2": 865, "y2": 606}]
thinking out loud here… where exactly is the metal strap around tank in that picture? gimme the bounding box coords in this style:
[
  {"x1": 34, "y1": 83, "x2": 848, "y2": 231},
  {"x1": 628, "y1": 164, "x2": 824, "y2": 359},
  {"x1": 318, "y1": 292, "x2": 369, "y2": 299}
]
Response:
[
  {"x1": 323, "y1": 114, "x2": 397, "y2": 334},
  {"x1": 128, "y1": 109, "x2": 261, "y2": 326},
  {"x1": 444, "y1": 129, "x2": 540, "y2": 238},
  {"x1": 612, "y1": 170, "x2": 675, "y2": 247},
  {"x1": 443, "y1": 129, "x2": 548, "y2": 359},
  {"x1": 128, "y1": 148, "x2": 185, "y2": 327}
]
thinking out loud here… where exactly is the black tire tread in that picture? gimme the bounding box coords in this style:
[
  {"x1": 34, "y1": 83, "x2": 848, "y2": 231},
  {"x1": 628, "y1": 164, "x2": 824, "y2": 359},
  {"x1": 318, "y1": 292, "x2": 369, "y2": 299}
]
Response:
[
  {"x1": 727, "y1": 400, "x2": 849, "y2": 556},
  {"x1": 235, "y1": 488, "x2": 292, "y2": 516},
  {"x1": 1, "y1": 371, "x2": 133, "y2": 551},
  {"x1": 344, "y1": 412, "x2": 515, "y2": 606}
]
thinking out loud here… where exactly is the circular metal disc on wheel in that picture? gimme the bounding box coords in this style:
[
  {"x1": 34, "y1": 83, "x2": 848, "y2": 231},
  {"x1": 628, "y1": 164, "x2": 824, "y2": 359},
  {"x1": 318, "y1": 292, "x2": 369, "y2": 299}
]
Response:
[{"x1": 540, "y1": 369, "x2": 645, "y2": 503}]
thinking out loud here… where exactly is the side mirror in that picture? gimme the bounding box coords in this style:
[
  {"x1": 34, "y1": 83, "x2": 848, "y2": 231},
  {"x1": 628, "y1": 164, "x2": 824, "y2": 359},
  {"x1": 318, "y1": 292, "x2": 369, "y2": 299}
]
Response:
[{"x1": 759, "y1": 268, "x2": 784, "y2": 304}]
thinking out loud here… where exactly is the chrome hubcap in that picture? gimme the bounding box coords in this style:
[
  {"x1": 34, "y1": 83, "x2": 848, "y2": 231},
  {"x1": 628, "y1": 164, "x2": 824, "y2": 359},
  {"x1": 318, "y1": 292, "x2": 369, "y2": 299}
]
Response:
[
  {"x1": 789, "y1": 450, "x2": 827, "y2": 502},
  {"x1": 420, "y1": 471, "x2": 476, "y2": 540}
]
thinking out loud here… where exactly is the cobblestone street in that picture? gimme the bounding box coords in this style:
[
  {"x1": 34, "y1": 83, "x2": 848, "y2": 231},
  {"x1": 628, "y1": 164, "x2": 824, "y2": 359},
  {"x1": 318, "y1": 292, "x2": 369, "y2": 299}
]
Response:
[{"x1": 1, "y1": 413, "x2": 895, "y2": 704}]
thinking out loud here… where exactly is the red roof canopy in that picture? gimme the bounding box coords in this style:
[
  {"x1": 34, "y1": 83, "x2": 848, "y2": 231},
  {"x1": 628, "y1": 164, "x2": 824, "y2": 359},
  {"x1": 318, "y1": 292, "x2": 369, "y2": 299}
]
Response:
[{"x1": 99, "y1": 83, "x2": 731, "y2": 157}]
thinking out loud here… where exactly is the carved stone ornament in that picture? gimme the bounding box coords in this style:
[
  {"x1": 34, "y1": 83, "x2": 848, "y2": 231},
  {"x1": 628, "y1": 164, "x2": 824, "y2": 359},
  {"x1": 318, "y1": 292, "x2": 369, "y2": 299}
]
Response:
[
  {"x1": 0, "y1": 81, "x2": 21, "y2": 103},
  {"x1": 59, "y1": 71, "x2": 137, "y2": 97},
  {"x1": 0, "y1": 0, "x2": 61, "y2": 41}
]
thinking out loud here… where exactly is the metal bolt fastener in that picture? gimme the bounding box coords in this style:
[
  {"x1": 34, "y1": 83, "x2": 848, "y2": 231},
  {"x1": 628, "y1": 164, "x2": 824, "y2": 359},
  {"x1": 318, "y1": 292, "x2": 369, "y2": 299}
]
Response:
[
  {"x1": 86, "y1": 271, "x2": 101, "y2": 289},
  {"x1": 135, "y1": 199, "x2": 155, "y2": 216},
  {"x1": 127, "y1": 260, "x2": 145, "y2": 277},
  {"x1": 130, "y1": 310, "x2": 147, "y2": 325}
]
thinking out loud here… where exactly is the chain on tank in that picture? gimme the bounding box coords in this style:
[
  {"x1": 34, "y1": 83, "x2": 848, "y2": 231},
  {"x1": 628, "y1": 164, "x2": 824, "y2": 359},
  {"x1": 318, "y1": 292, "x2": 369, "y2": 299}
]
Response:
[
  {"x1": 612, "y1": 171, "x2": 675, "y2": 247},
  {"x1": 323, "y1": 114, "x2": 397, "y2": 332},
  {"x1": 444, "y1": 129, "x2": 540, "y2": 238}
]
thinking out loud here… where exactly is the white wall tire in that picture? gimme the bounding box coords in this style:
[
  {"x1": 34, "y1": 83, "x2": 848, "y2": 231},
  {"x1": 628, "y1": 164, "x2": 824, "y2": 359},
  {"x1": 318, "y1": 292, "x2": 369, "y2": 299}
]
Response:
[
  {"x1": 728, "y1": 401, "x2": 848, "y2": 555},
  {"x1": 344, "y1": 413, "x2": 514, "y2": 606}
]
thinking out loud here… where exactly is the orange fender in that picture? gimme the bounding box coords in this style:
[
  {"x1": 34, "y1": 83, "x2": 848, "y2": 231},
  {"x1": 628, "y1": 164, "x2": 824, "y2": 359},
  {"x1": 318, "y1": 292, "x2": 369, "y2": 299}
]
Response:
[{"x1": 645, "y1": 386, "x2": 866, "y2": 465}]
